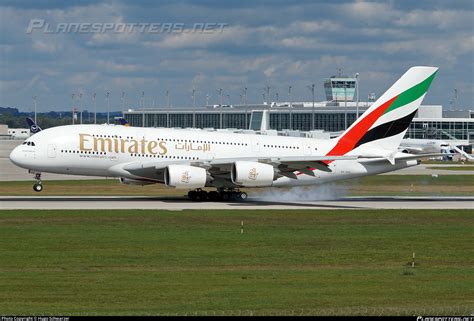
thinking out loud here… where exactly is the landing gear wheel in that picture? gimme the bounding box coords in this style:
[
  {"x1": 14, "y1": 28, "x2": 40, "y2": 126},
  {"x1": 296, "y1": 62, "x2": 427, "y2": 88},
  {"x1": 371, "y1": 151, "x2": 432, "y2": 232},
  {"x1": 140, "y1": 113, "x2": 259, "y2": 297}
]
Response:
[
  {"x1": 32, "y1": 172, "x2": 43, "y2": 192},
  {"x1": 198, "y1": 190, "x2": 208, "y2": 201},
  {"x1": 208, "y1": 191, "x2": 220, "y2": 201},
  {"x1": 239, "y1": 192, "x2": 248, "y2": 200},
  {"x1": 188, "y1": 190, "x2": 198, "y2": 201},
  {"x1": 33, "y1": 183, "x2": 43, "y2": 192},
  {"x1": 188, "y1": 190, "x2": 208, "y2": 202},
  {"x1": 221, "y1": 193, "x2": 230, "y2": 201}
]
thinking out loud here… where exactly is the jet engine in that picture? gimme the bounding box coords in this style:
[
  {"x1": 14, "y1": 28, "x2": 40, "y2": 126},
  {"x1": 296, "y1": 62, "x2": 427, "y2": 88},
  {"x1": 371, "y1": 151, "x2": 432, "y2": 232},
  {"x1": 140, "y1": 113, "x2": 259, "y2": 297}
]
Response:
[
  {"x1": 119, "y1": 177, "x2": 156, "y2": 185},
  {"x1": 231, "y1": 161, "x2": 275, "y2": 187},
  {"x1": 164, "y1": 164, "x2": 207, "y2": 189}
]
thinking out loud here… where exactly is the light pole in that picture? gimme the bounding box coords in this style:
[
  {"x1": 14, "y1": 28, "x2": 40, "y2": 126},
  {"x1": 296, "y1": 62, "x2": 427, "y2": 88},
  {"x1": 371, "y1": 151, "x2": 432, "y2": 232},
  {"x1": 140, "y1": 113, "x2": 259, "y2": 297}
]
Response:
[
  {"x1": 243, "y1": 87, "x2": 248, "y2": 128},
  {"x1": 106, "y1": 92, "x2": 110, "y2": 124},
  {"x1": 355, "y1": 73, "x2": 359, "y2": 119},
  {"x1": 307, "y1": 84, "x2": 315, "y2": 131},
  {"x1": 79, "y1": 92, "x2": 83, "y2": 124},
  {"x1": 192, "y1": 88, "x2": 196, "y2": 127},
  {"x1": 288, "y1": 85, "x2": 292, "y2": 130},
  {"x1": 453, "y1": 88, "x2": 458, "y2": 111},
  {"x1": 344, "y1": 84, "x2": 347, "y2": 130},
  {"x1": 218, "y1": 89, "x2": 224, "y2": 128},
  {"x1": 218, "y1": 88, "x2": 223, "y2": 106},
  {"x1": 32, "y1": 96, "x2": 37, "y2": 124},
  {"x1": 92, "y1": 92, "x2": 97, "y2": 124},
  {"x1": 71, "y1": 93, "x2": 75, "y2": 125},
  {"x1": 265, "y1": 85, "x2": 270, "y2": 103},
  {"x1": 121, "y1": 91, "x2": 125, "y2": 110},
  {"x1": 166, "y1": 90, "x2": 170, "y2": 108}
]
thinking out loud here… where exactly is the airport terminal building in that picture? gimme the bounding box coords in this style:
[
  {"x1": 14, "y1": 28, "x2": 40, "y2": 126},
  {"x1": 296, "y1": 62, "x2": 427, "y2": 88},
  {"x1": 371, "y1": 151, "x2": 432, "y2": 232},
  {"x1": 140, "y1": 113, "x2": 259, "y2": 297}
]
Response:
[{"x1": 123, "y1": 76, "x2": 474, "y2": 146}]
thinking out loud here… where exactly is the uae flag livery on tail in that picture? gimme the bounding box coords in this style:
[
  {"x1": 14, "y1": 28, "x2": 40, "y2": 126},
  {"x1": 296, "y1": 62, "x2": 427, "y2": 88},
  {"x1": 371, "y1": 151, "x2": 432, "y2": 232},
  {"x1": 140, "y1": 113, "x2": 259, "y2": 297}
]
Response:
[{"x1": 327, "y1": 66, "x2": 438, "y2": 158}]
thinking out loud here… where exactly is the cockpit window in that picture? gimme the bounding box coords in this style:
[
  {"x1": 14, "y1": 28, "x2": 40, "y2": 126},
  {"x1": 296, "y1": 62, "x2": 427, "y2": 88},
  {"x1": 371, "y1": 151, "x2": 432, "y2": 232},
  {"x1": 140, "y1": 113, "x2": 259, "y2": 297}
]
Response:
[{"x1": 23, "y1": 141, "x2": 35, "y2": 146}]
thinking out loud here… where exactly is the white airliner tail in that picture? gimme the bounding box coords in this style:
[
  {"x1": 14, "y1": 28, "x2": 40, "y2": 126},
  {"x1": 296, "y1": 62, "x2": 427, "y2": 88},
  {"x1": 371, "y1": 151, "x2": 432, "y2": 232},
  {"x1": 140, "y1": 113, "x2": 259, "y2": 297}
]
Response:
[{"x1": 326, "y1": 67, "x2": 438, "y2": 158}]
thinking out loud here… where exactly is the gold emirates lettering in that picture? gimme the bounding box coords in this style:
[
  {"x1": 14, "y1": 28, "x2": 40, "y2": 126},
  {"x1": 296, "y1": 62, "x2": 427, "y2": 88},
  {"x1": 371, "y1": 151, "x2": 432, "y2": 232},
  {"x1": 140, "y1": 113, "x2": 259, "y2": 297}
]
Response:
[{"x1": 79, "y1": 134, "x2": 168, "y2": 155}]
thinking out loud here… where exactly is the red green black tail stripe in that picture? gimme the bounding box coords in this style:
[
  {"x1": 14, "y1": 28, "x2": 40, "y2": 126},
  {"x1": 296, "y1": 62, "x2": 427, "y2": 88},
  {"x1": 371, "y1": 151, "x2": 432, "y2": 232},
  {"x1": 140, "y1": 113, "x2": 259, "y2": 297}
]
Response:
[
  {"x1": 326, "y1": 71, "x2": 437, "y2": 158},
  {"x1": 354, "y1": 109, "x2": 417, "y2": 148}
]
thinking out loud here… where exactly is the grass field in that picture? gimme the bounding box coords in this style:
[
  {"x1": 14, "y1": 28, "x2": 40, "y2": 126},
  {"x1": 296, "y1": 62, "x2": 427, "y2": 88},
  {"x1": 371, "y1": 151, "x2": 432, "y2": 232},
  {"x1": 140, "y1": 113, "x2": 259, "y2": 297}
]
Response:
[
  {"x1": 0, "y1": 209, "x2": 472, "y2": 316},
  {"x1": 0, "y1": 174, "x2": 473, "y2": 197},
  {"x1": 427, "y1": 166, "x2": 474, "y2": 171}
]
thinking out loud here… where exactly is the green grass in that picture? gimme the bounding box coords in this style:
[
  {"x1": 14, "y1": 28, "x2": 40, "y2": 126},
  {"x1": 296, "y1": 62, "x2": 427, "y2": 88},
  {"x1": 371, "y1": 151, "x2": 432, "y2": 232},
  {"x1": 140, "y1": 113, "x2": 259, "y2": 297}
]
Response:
[
  {"x1": 0, "y1": 175, "x2": 473, "y2": 196},
  {"x1": 0, "y1": 209, "x2": 473, "y2": 315},
  {"x1": 427, "y1": 166, "x2": 474, "y2": 171},
  {"x1": 421, "y1": 160, "x2": 472, "y2": 165}
]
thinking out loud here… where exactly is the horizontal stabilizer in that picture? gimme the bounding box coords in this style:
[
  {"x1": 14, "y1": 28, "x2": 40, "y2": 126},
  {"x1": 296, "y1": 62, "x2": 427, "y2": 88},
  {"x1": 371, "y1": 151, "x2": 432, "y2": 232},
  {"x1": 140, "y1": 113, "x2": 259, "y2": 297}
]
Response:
[{"x1": 358, "y1": 153, "x2": 449, "y2": 164}]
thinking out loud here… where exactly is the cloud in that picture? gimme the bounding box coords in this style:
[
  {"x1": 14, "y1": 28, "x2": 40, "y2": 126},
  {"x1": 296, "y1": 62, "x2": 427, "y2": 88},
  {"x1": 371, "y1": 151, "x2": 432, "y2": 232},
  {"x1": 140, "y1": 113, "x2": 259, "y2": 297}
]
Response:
[
  {"x1": 152, "y1": 25, "x2": 246, "y2": 49},
  {"x1": 341, "y1": 1, "x2": 399, "y2": 23},
  {"x1": 32, "y1": 39, "x2": 59, "y2": 53},
  {"x1": 394, "y1": 9, "x2": 473, "y2": 30},
  {"x1": 0, "y1": 1, "x2": 472, "y2": 111},
  {"x1": 97, "y1": 60, "x2": 141, "y2": 73}
]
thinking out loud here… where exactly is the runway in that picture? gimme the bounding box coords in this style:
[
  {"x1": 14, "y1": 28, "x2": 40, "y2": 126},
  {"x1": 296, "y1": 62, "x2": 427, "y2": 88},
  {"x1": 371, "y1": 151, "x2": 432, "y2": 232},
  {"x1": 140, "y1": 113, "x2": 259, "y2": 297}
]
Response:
[{"x1": 0, "y1": 195, "x2": 472, "y2": 210}]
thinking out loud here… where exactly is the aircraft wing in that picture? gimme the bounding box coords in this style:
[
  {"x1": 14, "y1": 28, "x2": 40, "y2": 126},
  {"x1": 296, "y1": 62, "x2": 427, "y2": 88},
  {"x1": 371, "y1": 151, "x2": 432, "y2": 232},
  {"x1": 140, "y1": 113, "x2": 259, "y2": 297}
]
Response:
[
  {"x1": 115, "y1": 153, "x2": 441, "y2": 182},
  {"x1": 114, "y1": 155, "x2": 360, "y2": 181}
]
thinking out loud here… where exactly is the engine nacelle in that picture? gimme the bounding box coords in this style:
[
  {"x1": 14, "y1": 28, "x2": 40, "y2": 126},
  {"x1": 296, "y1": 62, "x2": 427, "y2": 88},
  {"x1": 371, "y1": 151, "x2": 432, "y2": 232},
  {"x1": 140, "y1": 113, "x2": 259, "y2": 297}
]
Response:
[
  {"x1": 231, "y1": 161, "x2": 275, "y2": 187},
  {"x1": 119, "y1": 177, "x2": 155, "y2": 185},
  {"x1": 164, "y1": 165, "x2": 207, "y2": 189}
]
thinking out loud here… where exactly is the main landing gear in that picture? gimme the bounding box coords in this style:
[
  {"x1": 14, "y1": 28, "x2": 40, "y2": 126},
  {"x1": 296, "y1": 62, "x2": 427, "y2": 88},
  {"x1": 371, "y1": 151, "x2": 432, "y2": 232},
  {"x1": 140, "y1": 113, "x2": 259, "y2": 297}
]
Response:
[
  {"x1": 187, "y1": 188, "x2": 248, "y2": 202},
  {"x1": 32, "y1": 172, "x2": 43, "y2": 192}
]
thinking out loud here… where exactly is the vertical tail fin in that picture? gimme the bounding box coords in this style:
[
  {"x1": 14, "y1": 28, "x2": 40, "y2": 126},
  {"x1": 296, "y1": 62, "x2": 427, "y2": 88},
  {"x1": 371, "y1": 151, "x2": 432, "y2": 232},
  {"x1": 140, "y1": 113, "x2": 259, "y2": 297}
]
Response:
[
  {"x1": 328, "y1": 66, "x2": 438, "y2": 157},
  {"x1": 118, "y1": 118, "x2": 130, "y2": 126},
  {"x1": 26, "y1": 117, "x2": 42, "y2": 134}
]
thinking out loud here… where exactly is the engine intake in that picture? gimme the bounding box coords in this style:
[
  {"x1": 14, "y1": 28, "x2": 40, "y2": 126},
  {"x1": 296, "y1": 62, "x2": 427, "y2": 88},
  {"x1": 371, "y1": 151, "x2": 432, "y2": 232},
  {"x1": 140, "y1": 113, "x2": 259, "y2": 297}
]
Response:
[
  {"x1": 164, "y1": 165, "x2": 207, "y2": 189},
  {"x1": 231, "y1": 161, "x2": 274, "y2": 187}
]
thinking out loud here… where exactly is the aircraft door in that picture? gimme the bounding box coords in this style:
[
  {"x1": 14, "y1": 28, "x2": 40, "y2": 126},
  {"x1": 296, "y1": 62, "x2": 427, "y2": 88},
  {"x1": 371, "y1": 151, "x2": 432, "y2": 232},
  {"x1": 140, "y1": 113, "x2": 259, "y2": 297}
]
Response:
[
  {"x1": 251, "y1": 138, "x2": 260, "y2": 152},
  {"x1": 303, "y1": 142, "x2": 312, "y2": 156},
  {"x1": 47, "y1": 144, "x2": 57, "y2": 158}
]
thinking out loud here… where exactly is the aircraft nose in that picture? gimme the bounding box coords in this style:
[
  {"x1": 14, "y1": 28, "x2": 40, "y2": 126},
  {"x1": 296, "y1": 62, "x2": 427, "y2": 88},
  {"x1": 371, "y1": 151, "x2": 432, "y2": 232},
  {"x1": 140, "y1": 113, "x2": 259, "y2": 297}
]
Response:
[{"x1": 9, "y1": 145, "x2": 25, "y2": 167}]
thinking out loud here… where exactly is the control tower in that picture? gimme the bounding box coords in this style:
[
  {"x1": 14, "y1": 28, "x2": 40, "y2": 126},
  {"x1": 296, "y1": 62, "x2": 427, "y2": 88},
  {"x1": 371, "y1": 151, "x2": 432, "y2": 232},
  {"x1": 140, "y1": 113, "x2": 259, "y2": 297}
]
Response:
[{"x1": 324, "y1": 75, "x2": 356, "y2": 102}]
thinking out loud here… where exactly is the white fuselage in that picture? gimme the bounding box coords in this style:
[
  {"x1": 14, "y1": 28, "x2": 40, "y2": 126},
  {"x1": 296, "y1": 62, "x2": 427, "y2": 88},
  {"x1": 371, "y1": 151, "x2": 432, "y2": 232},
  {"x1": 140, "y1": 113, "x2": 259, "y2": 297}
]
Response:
[
  {"x1": 10, "y1": 124, "x2": 417, "y2": 188},
  {"x1": 400, "y1": 138, "x2": 450, "y2": 154}
]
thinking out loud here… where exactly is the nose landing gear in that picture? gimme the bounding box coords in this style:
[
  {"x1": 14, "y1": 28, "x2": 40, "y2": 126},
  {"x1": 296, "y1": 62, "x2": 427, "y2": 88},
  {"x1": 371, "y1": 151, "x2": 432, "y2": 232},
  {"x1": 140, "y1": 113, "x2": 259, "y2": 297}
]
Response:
[{"x1": 33, "y1": 173, "x2": 43, "y2": 192}]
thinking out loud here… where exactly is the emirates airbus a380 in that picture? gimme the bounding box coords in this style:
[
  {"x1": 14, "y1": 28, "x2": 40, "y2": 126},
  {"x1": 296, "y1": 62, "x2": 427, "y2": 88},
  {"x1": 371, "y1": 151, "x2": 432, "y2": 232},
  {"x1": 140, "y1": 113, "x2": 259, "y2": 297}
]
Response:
[{"x1": 10, "y1": 66, "x2": 440, "y2": 201}]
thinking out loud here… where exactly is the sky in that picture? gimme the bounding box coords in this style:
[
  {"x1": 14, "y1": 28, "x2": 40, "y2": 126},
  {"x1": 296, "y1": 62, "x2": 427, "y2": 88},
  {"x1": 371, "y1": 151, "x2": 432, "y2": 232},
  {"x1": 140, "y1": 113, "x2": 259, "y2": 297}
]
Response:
[{"x1": 0, "y1": 0, "x2": 473, "y2": 113}]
